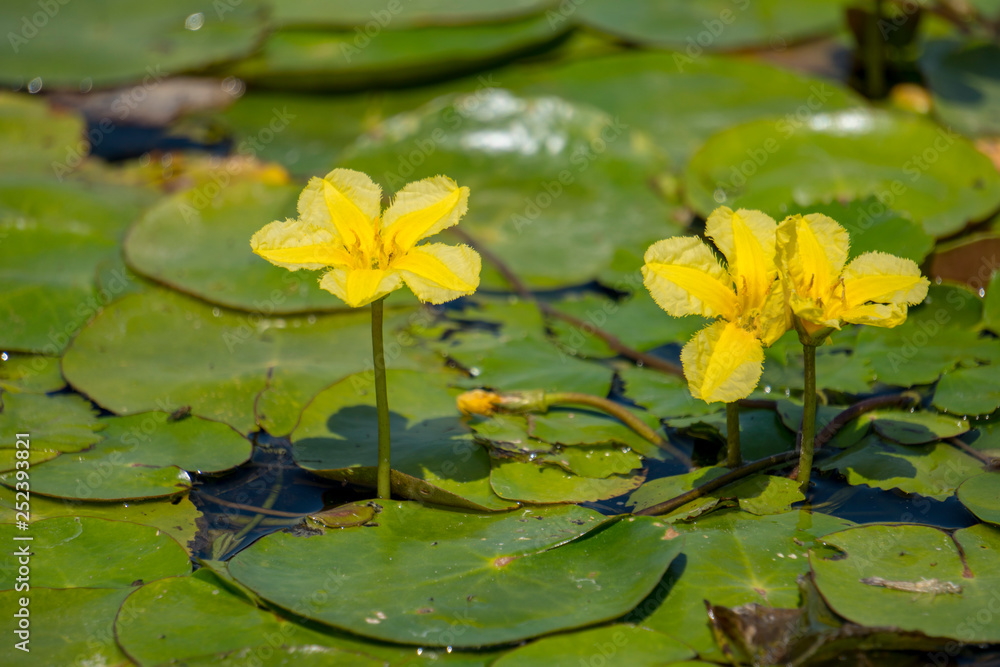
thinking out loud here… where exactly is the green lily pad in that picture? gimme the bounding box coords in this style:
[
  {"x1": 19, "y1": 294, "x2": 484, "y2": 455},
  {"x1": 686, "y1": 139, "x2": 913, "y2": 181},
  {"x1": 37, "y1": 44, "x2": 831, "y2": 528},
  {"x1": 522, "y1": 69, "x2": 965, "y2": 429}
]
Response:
[
  {"x1": 920, "y1": 40, "x2": 1000, "y2": 138},
  {"x1": 577, "y1": 0, "x2": 846, "y2": 50},
  {"x1": 270, "y1": 0, "x2": 553, "y2": 27},
  {"x1": 339, "y1": 89, "x2": 683, "y2": 289},
  {"x1": 957, "y1": 472, "x2": 1000, "y2": 524},
  {"x1": 293, "y1": 370, "x2": 515, "y2": 511},
  {"x1": 492, "y1": 624, "x2": 695, "y2": 667},
  {"x1": 628, "y1": 468, "x2": 804, "y2": 518},
  {"x1": 686, "y1": 109, "x2": 1000, "y2": 238},
  {"x1": 0, "y1": 484, "x2": 201, "y2": 554},
  {"x1": 670, "y1": 408, "x2": 795, "y2": 461},
  {"x1": 548, "y1": 293, "x2": 708, "y2": 358},
  {"x1": 0, "y1": 392, "x2": 103, "y2": 455},
  {"x1": 818, "y1": 433, "x2": 985, "y2": 499},
  {"x1": 639, "y1": 509, "x2": 853, "y2": 659},
  {"x1": 984, "y1": 270, "x2": 1000, "y2": 333},
  {"x1": 13, "y1": 412, "x2": 252, "y2": 501},
  {"x1": 536, "y1": 444, "x2": 644, "y2": 478},
  {"x1": 61, "y1": 288, "x2": 437, "y2": 435},
  {"x1": 0, "y1": 92, "x2": 85, "y2": 176},
  {"x1": 0, "y1": 0, "x2": 268, "y2": 89},
  {"x1": 811, "y1": 523, "x2": 1000, "y2": 643},
  {"x1": 869, "y1": 410, "x2": 970, "y2": 444},
  {"x1": 620, "y1": 366, "x2": 719, "y2": 420},
  {"x1": 490, "y1": 458, "x2": 645, "y2": 504},
  {"x1": 229, "y1": 502, "x2": 682, "y2": 647},
  {"x1": 855, "y1": 284, "x2": 995, "y2": 387},
  {"x1": 0, "y1": 177, "x2": 156, "y2": 352},
  {"x1": 0, "y1": 353, "x2": 64, "y2": 394},
  {"x1": 934, "y1": 364, "x2": 1000, "y2": 416},
  {"x1": 0, "y1": 588, "x2": 130, "y2": 665},
  {"x1": 0, "y1": 516, "x2": 189, "y2": 589},
  {"x1": 124, "y1": 181, "x2": 416, "y2": 314},
  {"x1": 117, "y1": 575, "x2": 389, "y2": 666},
  {"x1": 506, "y1": 51, "x2": 863, "y2": 167},
  {"x1": 531, "y1": 409, "x2": 664, "y2": 458},
  {"x1": 230, "y1": 16, "x2": 567, "y2": 90},
  {"x1": 762, "y1": 328, "x2": 875, "y2": 395}
]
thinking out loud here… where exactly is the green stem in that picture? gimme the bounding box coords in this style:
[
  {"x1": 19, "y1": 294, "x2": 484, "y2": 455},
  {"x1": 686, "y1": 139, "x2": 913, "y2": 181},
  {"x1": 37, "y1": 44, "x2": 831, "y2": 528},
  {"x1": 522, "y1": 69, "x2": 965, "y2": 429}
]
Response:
[
  {"x1": 864, "y1": 0, "x2": 886, "y2": 98},
  {"x1": 546, "y1": 391, "x2": 691, "y2": 468},
  {"x1": 372, "y1": 297, "x2": 391, "y2": 500},
  {"x1": 726, "y1": 402, "x2": 741, "y2": 468},
  {"x1": 797, "y1": 343, "x2": 817, "y2": 492}
]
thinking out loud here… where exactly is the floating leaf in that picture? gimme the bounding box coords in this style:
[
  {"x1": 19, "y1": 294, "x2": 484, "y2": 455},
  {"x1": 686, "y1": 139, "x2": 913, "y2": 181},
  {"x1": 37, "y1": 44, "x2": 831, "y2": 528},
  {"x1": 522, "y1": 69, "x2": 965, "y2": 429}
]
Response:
[
  {"x1": 577, "y1": 0, "x2": 845, "y2": 49},
  {"x1": 293, "y1": 370, "x2": 515, "y2": 511},
  {"x1": 639, "y1": 510, "x2": 853, "y2": 659},
  {"x1": 934, "y1": 364, "x2": 1000, "y2": 416},
  {"x1": 270, "y1": 0, "x2": 552, "y2": 27},
  {"x1": 670, "y1": 408, "x2": 795, "y2": 461},
  {"x1": 229, "y1": 502, "x2": 682, "y2": 647},
  {"x1": 0, "y1": 92, "x2": 85, "y2": 176},
  {"x1": 0, "y1": 177, "x2": 155, "y2": 352},
  {"x1": 61, "y1": 288, "x2": 437, "y2": 435},
  {"x1": 0, "y1": 0, "x2": 268, "y2": 89},
  {"x1": 0, "y1": 354, "x2": 64, "y2": 394},
  {"x1": 621, "y1": 366, "x2": 718, "y2": 420},
  {"x1": 811, "y1": 523, "x2": 1000, "y2": 643},
  {"x1": 920, "y1": 40, "x2": 1000, "y2": 138},
  {"x1": 0, "y1": 516, "x2": 189, "y2": 589},
  {"x1": 230, "y1": 17, "x2": 567, "y2": 90},
  {"x1": 869, "y1": 410, "x2": 970, "y2": 445},
  {"x1": 490, "y1": 458, "x2": 645, "y2": 504},
  {"x1": 0, "y1": 588, "x2": 130, "y2": 665},
  {"x1": 536, "y1": 444, "x2": 643, "y2": 478},
  {"x1": 0, "y1": 392, "x2": 103, "y2": 455},
  {"x1": 492, "y1": 624, "x2": 695, "y2": 667},
  {"x1": 762, "y1": 328, "x2": 875, "y2": 395},
  {"x1": 339, "y1": 89, "x2": 683, "y2": 289},
  {"x1": 628, "y1": 468, "x2": 804, "y2": 517},
  {"x1": 818, "y1": 433, "x2": 985, "y2": 499},
  {"x1": 957, "y1": 473, "x2": 1000, "y2": 525},
  {"x1": 687, "y1": 109, "x2": 1000, "y2": 238},
  {"x1": 15, "y1": 412, "x2": 252, "y2": 501},
  {"x1": 985, "y1": 270, "x2": 1000, "y2": 333}
]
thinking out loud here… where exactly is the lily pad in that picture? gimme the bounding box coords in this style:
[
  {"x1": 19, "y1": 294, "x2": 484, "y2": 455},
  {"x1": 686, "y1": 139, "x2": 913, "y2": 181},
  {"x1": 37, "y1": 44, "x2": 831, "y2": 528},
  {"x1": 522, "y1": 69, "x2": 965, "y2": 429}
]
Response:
[
  {"x1": 670, "y1": 408, "x2": 796, "y2": 461},
  {"x1": 506, "y1": 51, "x2": 864, "y2": 167},
  {"x1": 293, "y1": 370, "x2": 515, "y2": 511},
  {"x1": 61, "y1": 288, "x2": 437, "y2": 435},
  {"x1": 229, "y1": 502, "x2": 682, "y2": 647},
  {"x1": 984, "y1": 270, "x2": 1000, "y2": 333},
  {"x1": 0, "y1": 177, "x2": 156, "y2": 352},
  {"x1": 490, "y1": 458, "x2": 645, "y2": 504},
  {"x1": 639, "y1": 509, "x2": 853, "y2": 659},
  {"x1": 934, "y1": 364, "x2": 1000, "y2": 416},
  {"x1": 0, "y1": 392, "x2": 103, "y2": 455},
  {"x1": 0, "y1": 92, "x2": 85, "y2": 176},
  {"x1": 762, "y1": 328, "x2": 875, "y2": 395},
  {"x1": 869, "y1": 410, "x2": 970, "y2": 445},
  {"x1": 0, "y1": 484, "x2": 202, "y2": 553},
  {"x1": 920, "y1": 40, "x2": 1000, "y2": 138},
  {"x1": 536, "y1": 444, "x2": 644, "y2": 478},
  {"x1": 577, "y1": 0, "x2": 846, "y2": 50},
  {"x1": 620, "y1": 366, "x2": 719, "y2": 420},
  {"x1": 0, "y1": 516, "x2": 189, "y2": 589},
  {"x1": 270, "y1": 0, "x2": 553, "y2": 28},
  {"x1": 14, "y1": 412, "x2": 252, "y2": 501},
  {"x1": 0, "y1": 0, "x2": 268, "y2": 89},
  {"x1": 124, "y1": 181, "x2": 416, "y2": 313},
  {"x1": 117, "y1": 575, "x2": 388, "y2": 666},
  {"x1": 957, "y1": 473, "x2": 1000, "y2": 524},
  {"x1": 818, "y1": 433, "x2": 986, "y2": 499},
  {"x1": 686, "y1": 109, "x2": 1000, "y2": 238},
  {"x1": 811, "y1": 523, "x2": 1000, "y2": 643},
  {"x1": 628, "y1": 468, "x2": 804, "y2": 518},
  {"x1": 492, "y1": 624, "x2": 695, "y2": 667},
  {"x1": 0, "y1": 588, "x2": 130, "y2": 665},
  {"x1": 531, "y1": 409, "x2": 665, "y2": 458},
  {"x1": 230, "y1": 16, "x2": 568, "y2": 90},
  {"x1": 0, "y1": 353, "x2": 64, "y2": 394},
  {"x1": 339, "y1": 89, "x2": 683, "y2": 289}
]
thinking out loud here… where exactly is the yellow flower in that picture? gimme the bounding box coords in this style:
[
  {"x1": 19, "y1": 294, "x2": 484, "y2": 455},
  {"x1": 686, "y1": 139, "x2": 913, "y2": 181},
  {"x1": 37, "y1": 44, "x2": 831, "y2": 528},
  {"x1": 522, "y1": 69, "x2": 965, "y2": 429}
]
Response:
[
  {"x1": 251, "y1": 169, "x2": 481, "y2": 308},
  {"x1": 642, "y1": 207, "x2": 789, "y2": 404},
  {"x1": 776, "y1": 213, "x2": 929, "y2": 334}
]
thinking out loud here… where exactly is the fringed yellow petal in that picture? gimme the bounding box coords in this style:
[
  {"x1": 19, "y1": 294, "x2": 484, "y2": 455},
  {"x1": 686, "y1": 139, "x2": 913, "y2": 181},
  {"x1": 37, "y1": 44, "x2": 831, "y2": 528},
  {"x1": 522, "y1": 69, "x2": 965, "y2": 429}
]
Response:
[
  {"x1": 777, "y1": 213, "x2": 849, "y2": 304},
  {"x1": 642, "y1": 236, "x2": 738, "y2": 319},
  {"x1": 382, "y1": 176, "x2": 469, "y2": 251},
  {"x1": 788, "y1": 293, "x2": 843, "y2": 330},
  {"x1": 250, "y1": 218, "x2": 350, "y2": 270},
  {"x1": 681, "y1": 320, "x2": 764, "y2": 404},
  {"x1": 840, "y1": 302, "x2": 909, "y2": 328},
  {"x1": 319, "y1": 268, "x2": 402, "y2": 308},
  {"x1": 758, "y1": 282, "x2": 792, "y2": 346},
  {"x1": 393, "y1": 243, "x2": 481, "y2": 304},
  {"x1": 842, "y1": 251, "x2": 930, "y2": 310},
  {"x1": 706, "y1": 207, "x2": 777, "y2": 312},
  {"x1": 321, "y1": 169, "x2": 382, "y2": 251}
]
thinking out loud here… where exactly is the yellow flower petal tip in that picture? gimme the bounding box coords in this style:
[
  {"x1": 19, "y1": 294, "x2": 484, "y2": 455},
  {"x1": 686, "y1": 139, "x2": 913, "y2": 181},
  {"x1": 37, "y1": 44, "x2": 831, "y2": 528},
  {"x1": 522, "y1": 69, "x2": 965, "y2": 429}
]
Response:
[
  {"x1": 777, "y1": 214, "x2": 929, "y2": 332},
  {"x1": 248, "y1": 169, "x2": 481, "y2": 308},
  {"x1": 642, "y1": 206, "x2": 789, "y2": 404},
  {"x1": 456, "y1": 389, "x2": 502, "y2": 417}
]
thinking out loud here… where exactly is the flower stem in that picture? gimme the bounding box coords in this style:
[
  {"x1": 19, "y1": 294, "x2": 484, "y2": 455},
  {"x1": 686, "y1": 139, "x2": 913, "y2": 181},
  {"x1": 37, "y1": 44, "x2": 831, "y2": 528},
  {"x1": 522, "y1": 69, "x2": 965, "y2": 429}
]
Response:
[
  {"x1": 726, "y1": 402, "x2": 741, "y2": 467},
  {"x1": 371, "y1": 297, "x2": 391, "y2": 500},
  {"x1": 797, "y1": 343, "x2": 817, "y2": 492}
]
